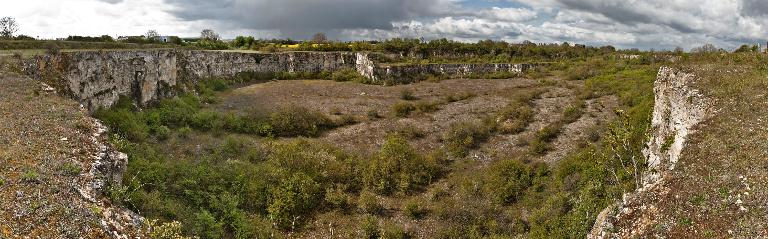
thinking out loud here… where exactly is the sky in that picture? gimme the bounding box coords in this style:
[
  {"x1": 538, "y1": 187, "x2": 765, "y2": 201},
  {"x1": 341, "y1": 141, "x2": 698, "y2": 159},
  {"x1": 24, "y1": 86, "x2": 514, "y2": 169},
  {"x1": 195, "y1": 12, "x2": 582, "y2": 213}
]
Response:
[{"x1": 3, "y1": 0, "x2": 768, "y2": 50}]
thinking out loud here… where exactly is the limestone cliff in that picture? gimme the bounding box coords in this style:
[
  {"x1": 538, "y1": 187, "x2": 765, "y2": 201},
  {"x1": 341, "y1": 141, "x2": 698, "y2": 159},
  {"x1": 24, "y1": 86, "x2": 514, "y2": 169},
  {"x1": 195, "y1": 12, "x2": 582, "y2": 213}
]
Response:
[
  {"x1": 374, "y1": 63, "x2": 534, "y2": 84},
  {"x1": 590, "y1": 67, "x2": 711, "y2": 238},
  {"x1": 21, "y1": 50, "x2": 535, "y2": 111},
  {"x1": 21, "y1": 50, "x2": 365, "y2": 111}
]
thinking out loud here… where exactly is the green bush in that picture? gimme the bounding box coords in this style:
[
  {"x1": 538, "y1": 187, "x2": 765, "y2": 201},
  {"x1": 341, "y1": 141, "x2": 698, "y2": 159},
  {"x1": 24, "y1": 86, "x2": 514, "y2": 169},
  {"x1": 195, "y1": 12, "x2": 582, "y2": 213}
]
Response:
[
  {"x1": 364, "y1": 135, "x2": 439, "y2": 195},
  {"x1": 528, "y1": 123, "x2": 563, "y2": 155},
  {"x1": 154, "y1": 125, "x2": 171, "y2": 140},
  {"x1": 21, "y1": 170, "x2": 40, "y2": 183},
  {"x1": 496, "y1": 101, "x2": 534, "y2": 134},
  {"x1": 402, "y1": 198, "x2": 425, "y2": 219},
  {"x1": 358, "y1": 190, "x2": 382, "y2": 214},
  {"x1": 562, "y1": 103, "x2": 585, "y2": 124},
  {"x1": 325, "y1": 185, "x2": 351, "y2": 210},
  {"x1": 330, "y1": 68, "x2": 369, "y2": 83},
  {"x1": 444, "y1": 92, "x2": 475, "y2": 103},
  {"x1": 391, "y1": 102, "x2": 415, "y2": 117},
  {"x1": 191, "y1": 110, "x2": 221, "y2": 132},
  {"x1": 486, "y1": 159, "x2": 532, "y2": 204},
  {"x1": 268, "y1": 173, "x2": 321, "y2": 229},
  {"x1": 95, "y1": 107, "x2": 149, "y2": 142},
  {"x1": 360, "y1": 216, "x2": 380, "y2": 239},
  {"x1": 269, "y1": 105, "x2": 334, "y2": 137},
  {"x1": 192, "y1": 210, "x2": 225, "y2": 239},
  {"x1": 178, "y1": 126, "x2": 193, "y2": 138},
  {"x1": 442, "y1": 120, "x2": 495, "y2": 158},
  {"x1": 382, "y1": 223, "x2": 409, "y2": 239}
]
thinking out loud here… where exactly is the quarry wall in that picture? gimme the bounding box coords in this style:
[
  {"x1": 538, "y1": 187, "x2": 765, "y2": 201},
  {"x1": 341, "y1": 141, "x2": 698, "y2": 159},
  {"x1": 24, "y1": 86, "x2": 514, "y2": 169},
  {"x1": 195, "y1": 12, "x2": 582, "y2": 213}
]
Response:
[
  {"x1": 373, "y1": 63, "x2": 535, "y2": 83},
  {"x1": 20, "y1": 50, "x2": 534, "y2": 111},
  {"x1": 589, "y1": 67, "x2": 711, "y2": 238}
]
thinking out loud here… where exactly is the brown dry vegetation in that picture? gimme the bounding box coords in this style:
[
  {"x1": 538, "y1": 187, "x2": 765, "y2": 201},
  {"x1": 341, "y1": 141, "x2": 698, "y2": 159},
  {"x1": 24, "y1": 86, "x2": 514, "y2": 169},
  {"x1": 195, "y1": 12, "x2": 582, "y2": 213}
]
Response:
[
  {"x1": 0, "y1": 73, "x2": 121, "y2": 238},
  {"x1": 623, "y1": 54, "x2": 768, "y2": 238}
]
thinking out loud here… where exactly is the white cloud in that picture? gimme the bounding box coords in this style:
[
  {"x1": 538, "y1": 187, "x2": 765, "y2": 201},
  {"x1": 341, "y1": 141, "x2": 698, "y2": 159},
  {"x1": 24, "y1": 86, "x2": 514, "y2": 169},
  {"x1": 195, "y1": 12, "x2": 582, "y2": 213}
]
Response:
[{"x1": 2, "y1": 0, "x2": 768, "y2": 49}]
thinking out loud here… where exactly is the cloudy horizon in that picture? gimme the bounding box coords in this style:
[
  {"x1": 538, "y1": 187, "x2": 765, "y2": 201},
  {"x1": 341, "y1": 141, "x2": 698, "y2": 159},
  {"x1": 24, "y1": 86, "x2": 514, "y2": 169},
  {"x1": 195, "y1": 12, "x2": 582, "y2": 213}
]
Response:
[{"x1": 3, "y1": 0, "x2": 768, "y2": 50}]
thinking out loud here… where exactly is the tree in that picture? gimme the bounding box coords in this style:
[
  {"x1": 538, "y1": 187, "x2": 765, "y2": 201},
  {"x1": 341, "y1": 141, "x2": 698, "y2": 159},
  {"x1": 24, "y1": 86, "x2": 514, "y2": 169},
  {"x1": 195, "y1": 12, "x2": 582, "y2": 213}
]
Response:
[
  {"x1": 145, "y1": 30, "x2": 160, "y2": 42},
  {"x1": 0, "y1": 17, "x2": 19, "y2": 39},
  {"x1": 691, "y1": 43, "x2": 719, "y2": 54},
  {"x1": 168, "y1": 36, "x2": 183, "y2": 45},
  {"x1": 201, "y1": 29, "x2": 219, "y2": 41},
  {"x1": 312, "y1": 32, "x2": 327, "y2": 43}
]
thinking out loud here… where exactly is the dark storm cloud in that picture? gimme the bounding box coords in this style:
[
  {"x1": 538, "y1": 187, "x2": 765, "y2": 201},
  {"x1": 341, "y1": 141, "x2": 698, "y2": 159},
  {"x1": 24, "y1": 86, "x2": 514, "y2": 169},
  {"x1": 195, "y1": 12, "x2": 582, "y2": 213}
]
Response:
[
  {"x1": 741, "y1": 0, "x2": 768, "y2": 17},
  {"x1": 163, "y1": 0, "x2": 459, "y2": 36},
  {"x1": 552, "y1": 0, "x2": 697, "y2": 33}
]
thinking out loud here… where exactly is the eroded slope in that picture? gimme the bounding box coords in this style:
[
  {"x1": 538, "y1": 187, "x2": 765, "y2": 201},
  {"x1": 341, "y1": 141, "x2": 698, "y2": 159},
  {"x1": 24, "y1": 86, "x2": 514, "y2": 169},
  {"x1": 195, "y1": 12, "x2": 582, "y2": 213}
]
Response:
[{"x1": 0, "y1": 72, "x2": 138, "y2": 238}]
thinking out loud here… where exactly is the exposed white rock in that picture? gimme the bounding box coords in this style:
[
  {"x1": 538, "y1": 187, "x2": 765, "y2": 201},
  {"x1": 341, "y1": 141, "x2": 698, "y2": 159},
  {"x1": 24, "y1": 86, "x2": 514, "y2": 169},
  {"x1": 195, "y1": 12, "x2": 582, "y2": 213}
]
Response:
[{"x1": 590, "y1": 67, "x2": 711, "y2": 238}]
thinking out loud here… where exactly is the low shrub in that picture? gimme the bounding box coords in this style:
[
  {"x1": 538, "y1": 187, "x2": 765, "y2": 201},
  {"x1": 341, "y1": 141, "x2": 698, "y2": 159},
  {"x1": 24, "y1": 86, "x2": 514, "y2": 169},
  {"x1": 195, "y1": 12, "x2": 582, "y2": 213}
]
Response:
[
  {"x1": 330, "y1": 68, "x2": 369, "y2": 83},
  {"x1": 403, "y1": 198, "x2": 425, "y2": 219},
  {"x1": 60, "y1": 162, "x2": 82, "y2": 176},
  {"x1": 154, "y1": 125, "x2": 171, "y2": 140},
  {"x1": 400, "y1": 89, "x2": 418, "y2": 101},
  {"x1": 269, "y1": 105, "x2": 335, "y2": 137},
  {"x1": 268, "y1": 173, "x2": 321, "y2": 229},
  {"x1": 444, "y1": 92, "x2": 475, "y2": 103},
  {"x1": 391, "y1": 102, "x2": 415, "y2": 117},
  {"x1": 414, "y1": 101, "x2": 440, "y2": 113},
  {"x1": 324, "y1": 185, "x2": 352, "y2": 210},
  {"x1": 485, "y1": 159, "x2": 533, "y2": 204},
  {"x1": 496, "y1": 101, "x2": 535, "y2": 134},
  {"x1": 528, "y1": 123, "x2": 562, "y2": 155},
  {"x1": 442, "y1": 119, "x2": 495, "y2": 158},
  {"x1": 381, "y1": 222, "x2": 409, "y2": 239},
  {"x1": 367, "y1": 110, "x2": 381, "y2": 119},
  {"x1": 390, "y1": 124, "x2": 425, "y2": 139},
  {"x1": 562, "y1": 102, "x2": 585, "y2": 124},
  {"x1": 360, "y1": 216, "x2": 380, "y2": 239},
  {"x1": 364, "y1": 135, "x2": 440, "y2": 195},
  {"x1": 358, "y1": 190, "x2": 382, "y2": 214}
]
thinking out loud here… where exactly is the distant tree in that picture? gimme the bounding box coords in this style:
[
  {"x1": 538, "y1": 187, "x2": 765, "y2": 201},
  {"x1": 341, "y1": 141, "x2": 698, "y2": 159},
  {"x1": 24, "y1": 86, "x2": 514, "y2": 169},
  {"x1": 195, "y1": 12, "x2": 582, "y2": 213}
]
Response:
[
  {"x1": 14, "y1": 34, "x2": 35, "y2": 41},
  {"x1": 691, "y1": 43, "x2": 719, "y2": 54},
  {"x1": 200, "y1": 29, "x2": 219, "y2": 41},
  {"x1": 0, "y1": 17, "x2": 19, "y2": 39},
  {"x1": 99, "y1": 35, "x2": 115, "y2": 42},
  {"x1": 232, "y1": 35, "x2": 255, "y2": 48},
  {"x1": 734, "y1": 44, "x2": 753, "y2": 53},
  {"x1": 145, "y1": 30, "x2": 160, "y2": 43},
  {"x1": 312, "y1": 32, "x2": 327, "y2": 43},
  {"x1": 673, "y1": 46, "x2": 684, "y2": 54},
  {"x1": 168, "y1": 36, "x2": 183, "y2": 45}
]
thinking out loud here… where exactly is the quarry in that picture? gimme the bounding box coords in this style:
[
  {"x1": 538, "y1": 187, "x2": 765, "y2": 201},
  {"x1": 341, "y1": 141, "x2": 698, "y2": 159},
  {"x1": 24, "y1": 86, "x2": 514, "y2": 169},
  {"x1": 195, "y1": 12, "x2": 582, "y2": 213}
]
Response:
[{"x1": 2, "y1": 43, "x2": 767, "y2": 239}]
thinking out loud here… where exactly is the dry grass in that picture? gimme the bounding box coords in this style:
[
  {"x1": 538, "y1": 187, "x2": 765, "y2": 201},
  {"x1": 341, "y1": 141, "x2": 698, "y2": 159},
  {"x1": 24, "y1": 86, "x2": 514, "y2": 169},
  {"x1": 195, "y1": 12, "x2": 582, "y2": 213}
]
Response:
[{"x1": 0, "y1": 72, "x2": 122, "y2": 237}]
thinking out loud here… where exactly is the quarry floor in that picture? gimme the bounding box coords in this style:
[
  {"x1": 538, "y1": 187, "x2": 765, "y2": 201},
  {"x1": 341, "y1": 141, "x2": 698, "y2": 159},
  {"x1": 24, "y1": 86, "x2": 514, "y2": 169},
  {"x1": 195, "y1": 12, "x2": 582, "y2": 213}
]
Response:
[
  {"x1": 0, "y1": 72, "x2": 622, "y2": 238},
  {"x1": 204, "y1": 77, "x2": 619, "y2": 238},
  {"x1": 214, "y1": 78, "x2": 617, "y2": 160}
]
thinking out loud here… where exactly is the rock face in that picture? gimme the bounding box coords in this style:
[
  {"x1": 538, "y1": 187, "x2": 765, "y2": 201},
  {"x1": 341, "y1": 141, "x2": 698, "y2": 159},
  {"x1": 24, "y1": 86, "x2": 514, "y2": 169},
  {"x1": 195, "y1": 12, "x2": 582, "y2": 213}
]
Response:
[
  {"x1": 589, "y1": 66, "x2": 711, "y2": 238},
  {"x1": 22, "y1": 50, "x2": 364, "y2": 111},
  {"x1": 373, "y1": 63, "x2": 535, "y2": 84},
  {"x1": 21, "y1": 50, "x2": 535, "y2": 111}
]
